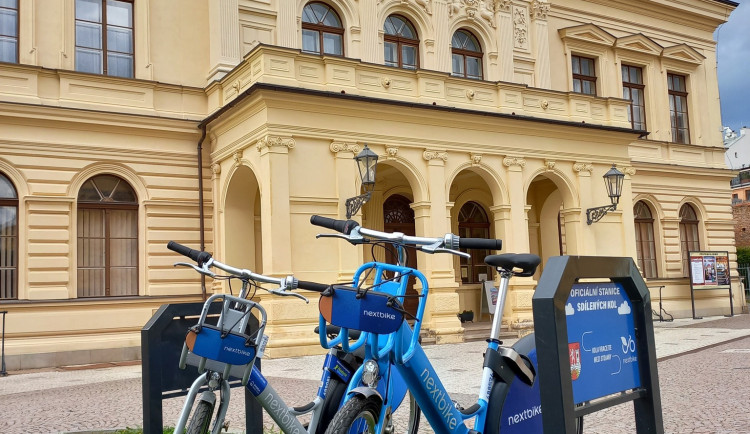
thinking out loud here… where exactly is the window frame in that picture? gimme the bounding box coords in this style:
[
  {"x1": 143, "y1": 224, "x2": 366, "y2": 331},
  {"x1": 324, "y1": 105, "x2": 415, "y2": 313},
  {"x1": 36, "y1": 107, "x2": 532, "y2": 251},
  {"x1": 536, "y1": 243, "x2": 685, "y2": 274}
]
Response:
[
  {"x1": 458, "y1": 201, "x2": 493, "y2": 284},
  {"x1": 0, "y1": 172, "x2": 18, "y2": 300},
  {"x1": 77, "y1": 174, "x2": 139, "y2": 298},
  {"x1": 634, "y1": 201, "x2": 657, "y2": 279},
  {"x1": 74, "y1": 0, "x2": 135, "y2": 78},
  {"x1": 571, "y1": 54, "x2": 597, "y2": 95},
  {"x1": 679, "y1": 203, "x2": 700, "y2": 277},
  {"x1": 301, "y1": 2, "x2": 344, "y2": 57},
  {"x1": 383, "y1": 14, "x2": 419, "y2": 70},
  {"x1": 667, "y1": 72, "x2": 690, "y2": 144},
  {"x1": 622, "y1": 64, "x2": 647, "y2": 131},
  {"x1": 451, "y1": 29, "x2": 483, "y2": 80},
  {"x1": 0, "y1": 0, "x2": 19, "y2": 63}
]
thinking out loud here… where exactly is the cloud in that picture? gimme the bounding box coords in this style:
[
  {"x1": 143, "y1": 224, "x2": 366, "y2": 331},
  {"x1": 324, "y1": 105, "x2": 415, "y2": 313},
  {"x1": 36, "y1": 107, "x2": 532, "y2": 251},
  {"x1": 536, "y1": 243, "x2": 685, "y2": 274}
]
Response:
[
  {"x1": 566, "y1": 303, "x2": 575, "y2": 316},
  {"x1": 718, "y1": 1, "x2": 750, "y2": 130},
  {"x1": 618, "y1": 301, "x2": 632, "y2": 315}
]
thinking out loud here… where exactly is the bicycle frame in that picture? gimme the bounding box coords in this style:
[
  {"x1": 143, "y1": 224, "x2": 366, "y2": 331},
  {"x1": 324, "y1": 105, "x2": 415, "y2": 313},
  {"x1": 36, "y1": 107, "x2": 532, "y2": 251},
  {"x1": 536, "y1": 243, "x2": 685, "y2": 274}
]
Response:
[{"x1": 324, "y1": 260, "x2": 518, "y2": 434}]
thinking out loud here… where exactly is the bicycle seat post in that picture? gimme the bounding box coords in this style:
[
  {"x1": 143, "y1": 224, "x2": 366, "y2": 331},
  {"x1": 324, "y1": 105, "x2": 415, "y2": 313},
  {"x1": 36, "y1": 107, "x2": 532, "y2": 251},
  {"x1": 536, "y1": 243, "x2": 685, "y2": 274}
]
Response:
[{"x1": 489, "y1": 268, "x2": 512, "y2": 342}]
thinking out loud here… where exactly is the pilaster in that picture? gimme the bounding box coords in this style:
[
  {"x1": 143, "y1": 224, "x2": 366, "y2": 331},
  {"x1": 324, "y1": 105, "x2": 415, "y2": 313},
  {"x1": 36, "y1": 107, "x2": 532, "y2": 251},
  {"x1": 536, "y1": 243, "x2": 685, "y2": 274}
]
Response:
[
  {"x1": 574, "y1": 161, "x2": 595, "y2": 253},
  {"x1": 330, "y1": 141, "x2": 364, "y2": 282},
  {"x1": 207, "y1": 0, "x2": 242, "y2": 83},
  {"x1": 503, "y1": 156, "x2": 530, "y2": 254},
  {"x1": 531, "y1": 0, "x2": 551, "y2": 88}
]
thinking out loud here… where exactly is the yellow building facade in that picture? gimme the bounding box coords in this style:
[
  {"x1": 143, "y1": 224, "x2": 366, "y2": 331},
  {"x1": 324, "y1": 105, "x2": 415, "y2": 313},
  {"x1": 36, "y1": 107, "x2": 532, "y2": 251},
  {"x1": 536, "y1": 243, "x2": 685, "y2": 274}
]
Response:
[{"x1": 0, "y1": 0, "x2": 740, "y2": 368}]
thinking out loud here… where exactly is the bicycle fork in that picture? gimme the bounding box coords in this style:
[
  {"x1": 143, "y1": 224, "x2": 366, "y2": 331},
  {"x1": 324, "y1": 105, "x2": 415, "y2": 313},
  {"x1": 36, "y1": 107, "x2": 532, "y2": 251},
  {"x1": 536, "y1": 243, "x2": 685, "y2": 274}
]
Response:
[{"x1": 175, "y1": 370, "x2": 232, "y2": 434}]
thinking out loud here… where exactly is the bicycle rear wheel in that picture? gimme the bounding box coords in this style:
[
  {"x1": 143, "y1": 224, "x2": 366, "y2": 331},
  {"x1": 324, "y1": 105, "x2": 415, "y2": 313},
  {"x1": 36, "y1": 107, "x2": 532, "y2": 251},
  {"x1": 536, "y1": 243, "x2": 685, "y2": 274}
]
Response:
[
  {"x1": 324, "y1": 395, "x2": 381, "y2": 434},
  {"x1": 186, "y1": 400, "x2": 215, "y2": 434}
]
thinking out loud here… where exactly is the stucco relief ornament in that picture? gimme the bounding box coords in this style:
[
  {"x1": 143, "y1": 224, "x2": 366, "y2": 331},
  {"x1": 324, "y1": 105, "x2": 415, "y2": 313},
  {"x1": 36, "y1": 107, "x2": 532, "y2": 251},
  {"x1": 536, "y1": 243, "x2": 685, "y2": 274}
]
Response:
[
  {"x1": 531, "y1": 0, "x2": 550, "y2": 20},
  {"x1": 573, "y1": 162, "x2": 594, "y2": 174},
  {"x1": 233, "y1": 151, "x2": 243, "y2": 163},
  {"x1": 513, "y1": 8, "x2": 528, "y2": 47},
  {"x1": 423, "y1": 150, "x2": 448, "y2": 161},
  {"x1": 496, "y1": 0, "x2": 512, "y2": 12},
  {"x1": 382, "y1": 77, "x2": 391, "y2": 88},
  {"x1": 470, "y1": 153, "x2": 483, "y2": 165},
  {"x1": 623, "y1": 167, "x2": 636, "y2": 176},
  {"x1": 415, "y1": 0, "x2": 432, "y2": 15},
  {"x1": 480, "y1": 0, "x2": 498, "y2": 28},
  {"x1": 330, "y1": 141, "x2": 360, "y2": 154},
  {"x1": 503, "y1": 157, "x2": 526, "y2": 168},
  {"x1": 466, "y1": 89, "x2": 475, "y2": 100},
  {"x1": 211, "y1": 163, "x2": 221, "y2": 176},
  {"x1": 545, "y1": 160, "x2": 556, "y2": 171},
  {"x1": 386, "y1": 146, "x2": 399, "y2": 159},
  {"x1": 256, "y1": 135, "x2": 296, "y2": 152}
]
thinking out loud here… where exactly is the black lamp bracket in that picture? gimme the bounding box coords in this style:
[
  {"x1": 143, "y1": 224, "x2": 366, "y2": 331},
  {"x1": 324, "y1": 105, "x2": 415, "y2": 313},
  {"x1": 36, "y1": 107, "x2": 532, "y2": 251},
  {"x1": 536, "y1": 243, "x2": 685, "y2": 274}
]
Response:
[
  {"x1": 586, "y1": 203, "x2": 617, "y2": 225},
  {"x1": 345, "y1": 191, "x2": 372, "y2": 219}
]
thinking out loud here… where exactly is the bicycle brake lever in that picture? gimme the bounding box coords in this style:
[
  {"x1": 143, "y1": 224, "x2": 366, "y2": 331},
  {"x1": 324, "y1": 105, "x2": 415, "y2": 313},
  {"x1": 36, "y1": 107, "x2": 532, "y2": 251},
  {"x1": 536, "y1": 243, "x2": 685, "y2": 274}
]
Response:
[
  {"x1": 173, "y1": 262, "x2": 217, "y2": 278},
  {"x1": 424, "y1": 247, "x2": 471, "y2": 259},
  {"x1": 268, "y1": 288, "x2": 309, "y2": 304}
]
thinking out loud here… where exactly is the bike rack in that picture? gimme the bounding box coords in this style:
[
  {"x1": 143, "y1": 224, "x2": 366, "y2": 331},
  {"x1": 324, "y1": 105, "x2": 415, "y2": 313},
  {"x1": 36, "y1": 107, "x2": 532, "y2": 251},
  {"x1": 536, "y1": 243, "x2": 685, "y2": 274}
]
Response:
[
  {"x1": 141, "y1": 302, "x2": 262, "y2": 434},
  {"x1": 1, "y1": 311, "x2": 7, "y2": 377}
]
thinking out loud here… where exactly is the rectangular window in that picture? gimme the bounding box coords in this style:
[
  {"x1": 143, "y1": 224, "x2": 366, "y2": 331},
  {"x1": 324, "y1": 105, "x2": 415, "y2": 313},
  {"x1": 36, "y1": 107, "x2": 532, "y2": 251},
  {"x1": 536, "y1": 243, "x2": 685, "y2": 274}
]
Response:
[
  {"x1": 668, "y1": 73, "x2": 690, "y2": 144},
  {"x1": 0, "y1": 0, "x2": 18, "y2": 63},
  {"x1": 572, "y1": 55, "x2": 597, "y2": 95},
  {"x1": 622, "y1": 65, "x2": 646, "y2": 130},
  {"x1": 75, "y1": 0, "x2": 134, "y2": 78}
]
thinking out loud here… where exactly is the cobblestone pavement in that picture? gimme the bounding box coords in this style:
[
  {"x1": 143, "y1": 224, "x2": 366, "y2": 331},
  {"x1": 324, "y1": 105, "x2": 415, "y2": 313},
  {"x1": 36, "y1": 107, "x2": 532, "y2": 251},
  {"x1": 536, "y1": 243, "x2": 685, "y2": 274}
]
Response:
[{"x1": 0, "y1": 314, "x2": 748, "y2": 433}]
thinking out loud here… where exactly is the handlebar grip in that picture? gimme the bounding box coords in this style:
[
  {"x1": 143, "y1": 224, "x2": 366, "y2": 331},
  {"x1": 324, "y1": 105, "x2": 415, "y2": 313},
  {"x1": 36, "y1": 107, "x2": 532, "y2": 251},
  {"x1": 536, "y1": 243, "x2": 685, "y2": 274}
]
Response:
[
  {"x1": 310, "y1": 215, "x2": 360, "y2": 235},
  {"x1": 167, "y1": 241, "x2": 213, "y2": 264},
  {"x1": 459, "y1": 238, "x2": 502, "y2": 250},
  {"x1": 297, "y1": 280, "x2": 330, "y2": 292}
]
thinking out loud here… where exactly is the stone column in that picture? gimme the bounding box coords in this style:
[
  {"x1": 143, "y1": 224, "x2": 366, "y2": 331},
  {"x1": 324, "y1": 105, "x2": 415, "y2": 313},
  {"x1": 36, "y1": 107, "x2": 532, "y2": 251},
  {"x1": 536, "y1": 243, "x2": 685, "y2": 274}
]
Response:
[
  {"x1": 574, "y1": 162, "x2": 596, "y2": 254},
  {"x1": 207, "y1": 0, "x2": 241, "y2": 82},
  {"x1": 531, "y1": 0, "x2": 551, "y2": 88},
  {"x1": 256, "y1": 135, "x2": 295, "y2": 277},
  {"x1": 330, "y1": 141, "x2": 364, "y2": 282},
  {"x1": 621, "y1": 166, "x2": 638, "y2": 259},
  {"x1": 420, "y1": 149, "x2": 462, "y2": 343}
]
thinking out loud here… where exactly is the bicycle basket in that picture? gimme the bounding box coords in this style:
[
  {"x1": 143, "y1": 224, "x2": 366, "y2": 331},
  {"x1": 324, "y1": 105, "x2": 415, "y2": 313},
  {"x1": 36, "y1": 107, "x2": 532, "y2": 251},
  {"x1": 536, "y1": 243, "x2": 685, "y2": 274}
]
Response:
[
  {"x1": 185, "y1": 326, "x2": 257, "y2": 366},
  {"x1": 319, "y1": 285, "x2": 404, "y2": 334}
]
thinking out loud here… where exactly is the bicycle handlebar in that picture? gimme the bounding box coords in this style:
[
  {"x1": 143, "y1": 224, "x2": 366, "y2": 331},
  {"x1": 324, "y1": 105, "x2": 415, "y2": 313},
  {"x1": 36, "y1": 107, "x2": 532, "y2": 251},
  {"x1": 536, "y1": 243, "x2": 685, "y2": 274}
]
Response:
[
  {"x1": 168, "y1": 241, "x2": 213, "y2": 265},
  {"x1": 310, "y1": 215, "x2": 501, "y2": 252}
]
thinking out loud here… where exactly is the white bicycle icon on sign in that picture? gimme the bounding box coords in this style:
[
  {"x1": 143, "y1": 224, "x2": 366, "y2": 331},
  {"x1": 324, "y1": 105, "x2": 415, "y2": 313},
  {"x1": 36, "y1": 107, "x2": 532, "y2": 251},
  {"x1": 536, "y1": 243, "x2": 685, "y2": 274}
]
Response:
[{"x1": 621, "y1": 335, "x2": 636, "y2": 353}]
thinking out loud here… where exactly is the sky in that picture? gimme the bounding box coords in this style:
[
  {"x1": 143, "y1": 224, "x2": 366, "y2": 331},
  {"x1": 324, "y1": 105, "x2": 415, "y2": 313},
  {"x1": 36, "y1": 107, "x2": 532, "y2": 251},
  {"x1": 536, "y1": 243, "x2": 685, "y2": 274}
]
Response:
[{"x1": 717, "y1": 0, "x2": 750, "y2": 131}]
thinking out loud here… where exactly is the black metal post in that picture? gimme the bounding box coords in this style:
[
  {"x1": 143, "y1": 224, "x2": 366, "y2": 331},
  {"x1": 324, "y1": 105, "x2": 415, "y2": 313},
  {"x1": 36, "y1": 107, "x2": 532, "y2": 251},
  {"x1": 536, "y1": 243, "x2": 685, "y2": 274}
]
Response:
[{"x1": 1, "y1": 310, "x2": 7, "y2": 376}]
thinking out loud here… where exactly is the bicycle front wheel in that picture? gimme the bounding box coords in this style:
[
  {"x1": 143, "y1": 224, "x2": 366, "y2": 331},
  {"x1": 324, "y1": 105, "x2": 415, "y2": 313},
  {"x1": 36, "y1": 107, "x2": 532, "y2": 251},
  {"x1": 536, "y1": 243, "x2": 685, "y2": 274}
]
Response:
[
  {"x1": 186, "y1": 400, "x2": 215, "y2": 434},
  {"x1": 325, "y1": 395, "x2": 381, "y2": 434}
]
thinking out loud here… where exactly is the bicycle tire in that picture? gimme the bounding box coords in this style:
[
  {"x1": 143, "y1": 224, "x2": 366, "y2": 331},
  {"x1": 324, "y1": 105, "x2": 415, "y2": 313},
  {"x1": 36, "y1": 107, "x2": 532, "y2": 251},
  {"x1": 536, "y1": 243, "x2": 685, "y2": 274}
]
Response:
[
  {"x1": 186, "y1": 400, "x2": 215, "y2": 434},
  {"x1": 324, "y1": 395, "x2": 381, "y2": 434},
  {"x1": 402, "y1": 391, "x2": 422, "y2": 434},
  {"x1": 318, "y1": 378, "x2": 348, "y2": 433}
]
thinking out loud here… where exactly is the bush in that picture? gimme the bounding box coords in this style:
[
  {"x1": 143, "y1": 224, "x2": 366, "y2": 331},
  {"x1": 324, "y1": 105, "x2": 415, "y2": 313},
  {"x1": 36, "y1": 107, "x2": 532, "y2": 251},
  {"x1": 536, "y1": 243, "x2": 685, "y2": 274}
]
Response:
[{"x1": 737, "y1": 246, "x2": 750, "y2": 265}]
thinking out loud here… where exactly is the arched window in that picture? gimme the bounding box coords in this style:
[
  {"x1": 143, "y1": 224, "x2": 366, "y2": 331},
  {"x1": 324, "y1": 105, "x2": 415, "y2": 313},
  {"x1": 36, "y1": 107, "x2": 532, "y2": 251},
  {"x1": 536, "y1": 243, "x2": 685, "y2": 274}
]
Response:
[
  {"x1": 679, "y1": 203, "x2": 700, "y2": 276},
  {"x1": 301, "y1": 2, "x2": 344, "y2": 56},
  {"x1": 384, "y1": 15, "x2": 418, "y2": 70},
  {"x1": 458, "y1": 201, "x2": 492, "y2": 283},
  {"x1": 634, "y1": 201, "x2": 657, "y2": 278},
  {"x1": 451, "y1": 29, "x2": 483, "y2": 80},
  {"x1": 0, "y1": 173, "x2": 18, "y2": 299},
  {"x1": 77, "y1": 174, "x2": 138, "y2": 297}
]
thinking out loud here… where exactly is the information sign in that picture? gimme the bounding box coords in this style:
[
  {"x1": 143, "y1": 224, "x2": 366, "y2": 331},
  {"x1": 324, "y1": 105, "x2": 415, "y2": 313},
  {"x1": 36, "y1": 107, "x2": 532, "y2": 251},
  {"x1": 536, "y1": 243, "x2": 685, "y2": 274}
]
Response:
[
  {"x1": 687, "y1": 251, "x2": 734, "y2": 318},
  {"x1": 566, "y1": 282, "x2": 640, "y2": 404}
]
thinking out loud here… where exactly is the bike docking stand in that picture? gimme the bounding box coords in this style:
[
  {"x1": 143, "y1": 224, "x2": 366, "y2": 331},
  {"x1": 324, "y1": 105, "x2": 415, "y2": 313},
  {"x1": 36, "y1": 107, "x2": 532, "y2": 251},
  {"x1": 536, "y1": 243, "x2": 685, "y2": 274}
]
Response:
[{"x1": 532, "y1": 256, "x2": 664, "y2": 434}]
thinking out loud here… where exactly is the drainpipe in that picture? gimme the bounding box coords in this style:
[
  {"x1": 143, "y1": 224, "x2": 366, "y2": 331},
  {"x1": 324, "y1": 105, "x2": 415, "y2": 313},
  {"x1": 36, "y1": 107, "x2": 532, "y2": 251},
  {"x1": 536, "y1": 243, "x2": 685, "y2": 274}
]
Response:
[{"x1": 197, "y1": 125, "x2": 207, "y2": 301}]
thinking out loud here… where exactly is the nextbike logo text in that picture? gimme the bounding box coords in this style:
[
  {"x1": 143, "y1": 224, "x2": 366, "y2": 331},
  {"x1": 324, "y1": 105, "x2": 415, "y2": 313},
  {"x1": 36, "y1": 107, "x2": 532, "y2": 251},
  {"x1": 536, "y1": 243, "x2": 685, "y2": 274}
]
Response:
[
  {"x1": 363, "y1": 310, "x2": 396, "y2": 320},
  {"x1": 507, "y1": 405, "x2": 542, "y2": 425},
  {"x1": 223, "y1": 346, "x2": 253, "y2": 357},
  {"x1": 420, "y1": 369, "x2": 458, "y2": 429}
]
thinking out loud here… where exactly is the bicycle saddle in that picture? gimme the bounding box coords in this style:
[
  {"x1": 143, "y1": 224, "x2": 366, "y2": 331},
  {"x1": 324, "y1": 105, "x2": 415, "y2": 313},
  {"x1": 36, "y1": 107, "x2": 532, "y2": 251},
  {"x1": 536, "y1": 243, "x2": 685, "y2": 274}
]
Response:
[{"x1": 484, "y1": 253, "x2": 541, "y2": 277}]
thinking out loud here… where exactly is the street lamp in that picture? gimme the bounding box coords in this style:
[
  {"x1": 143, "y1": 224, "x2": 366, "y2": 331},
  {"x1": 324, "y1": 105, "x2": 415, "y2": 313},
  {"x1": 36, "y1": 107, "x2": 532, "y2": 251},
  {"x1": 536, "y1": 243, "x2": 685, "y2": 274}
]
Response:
[
  {"x1": 586, "y1": 164, "x2": 625, "y2": 225},
  {"x1": 345, "y1": 144, "x2": 378, "y2": 218}
]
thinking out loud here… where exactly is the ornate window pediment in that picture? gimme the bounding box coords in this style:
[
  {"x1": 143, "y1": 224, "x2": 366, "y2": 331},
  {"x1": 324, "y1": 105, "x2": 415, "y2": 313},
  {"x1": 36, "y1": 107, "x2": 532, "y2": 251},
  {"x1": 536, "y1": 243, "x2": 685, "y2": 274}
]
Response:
[
  {"x1": 558, "y1": 23, "x2": 616, "y2": 47},
  {"x1": 615, "y1": 34, "x2": 663, "y2": 56},
  {"x1": 662, "y1": 44, "x2": 705, "y2": 65}
]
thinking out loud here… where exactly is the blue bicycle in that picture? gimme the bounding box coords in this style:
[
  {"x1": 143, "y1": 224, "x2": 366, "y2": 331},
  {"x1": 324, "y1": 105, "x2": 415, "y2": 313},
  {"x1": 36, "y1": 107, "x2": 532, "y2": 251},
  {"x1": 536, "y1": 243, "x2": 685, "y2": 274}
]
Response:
[{"x1": 310, "y1": 216, "x2": 581, "y2": 434}]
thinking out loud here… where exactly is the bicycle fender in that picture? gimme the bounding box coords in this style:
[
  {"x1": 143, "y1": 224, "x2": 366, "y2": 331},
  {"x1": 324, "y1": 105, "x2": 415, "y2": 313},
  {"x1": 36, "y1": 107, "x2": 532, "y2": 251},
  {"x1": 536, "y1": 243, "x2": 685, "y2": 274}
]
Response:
[
  {"x1": 198, "y1": 390, "x2": 217, "y2": 406},
  {"x1": 347, "y1": 386, "x2": 383, "y2": 407}
]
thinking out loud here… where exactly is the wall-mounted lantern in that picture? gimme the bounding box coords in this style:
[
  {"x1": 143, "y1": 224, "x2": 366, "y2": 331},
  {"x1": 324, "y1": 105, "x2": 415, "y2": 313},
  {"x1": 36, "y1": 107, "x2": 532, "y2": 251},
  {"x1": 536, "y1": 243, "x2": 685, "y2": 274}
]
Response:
[
  {"x1": 345, "y1": 144, "x2": 378, "y2": 218},
  {"x1": 586, "y1": 164, "x2": 625, "y2": 225}
]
